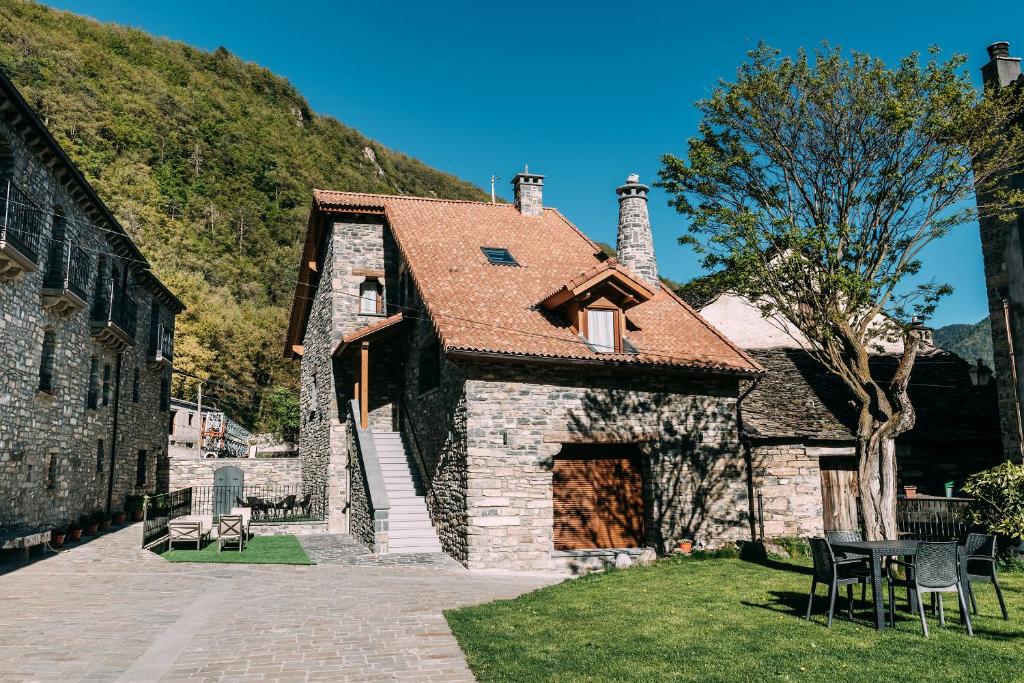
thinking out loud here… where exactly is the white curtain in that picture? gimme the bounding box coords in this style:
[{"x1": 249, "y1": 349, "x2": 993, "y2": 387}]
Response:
[
  {"x1": 359, "y1": 281, "x2": 378, "y2": 314},
  {"x1": 587, "y1": 309, "x2": 615, "y2": 353}
]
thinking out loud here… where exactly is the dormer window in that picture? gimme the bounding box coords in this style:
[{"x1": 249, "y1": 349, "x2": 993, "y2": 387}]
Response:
[
  {"x1": 585, "y1": 308, "x2": 617, "y2": 353},
  {"x1": 539, "y1": 259, "x2": 656, "y2": 356},
  {"x1": 359, "y1": 278, "x2": 383, "y2": 315}
]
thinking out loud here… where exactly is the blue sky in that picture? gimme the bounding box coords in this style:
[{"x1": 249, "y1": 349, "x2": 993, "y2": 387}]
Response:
[{"x1": 43, "y1": 0, "x2": 1024, "y2": 326}]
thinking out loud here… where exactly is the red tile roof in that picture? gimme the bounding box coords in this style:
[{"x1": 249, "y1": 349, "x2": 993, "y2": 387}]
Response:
[
  {"x1": 293, "y1": 190, "x2": 760, "y2": 374},
  {"x1": 333, "y1": 313, "x2": 406, "y2": 355}
]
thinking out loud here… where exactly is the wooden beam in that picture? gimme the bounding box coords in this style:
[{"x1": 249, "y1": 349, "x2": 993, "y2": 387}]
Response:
[
  {"x1": 290, "y1": 344, "x2": 304, "y2": 356},
  {"x1": 360, "y1": 342, "x2": 369, "y2": 429}
]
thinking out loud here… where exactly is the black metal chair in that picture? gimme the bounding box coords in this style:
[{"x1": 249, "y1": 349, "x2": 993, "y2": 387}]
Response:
[
  {"x1": 274, "y1": 494, "x2": 297, "y2": 519},
  {"x1": 246, "y1": 496, "x2": 267, "y2": 520},
  {"x1": 962, "y1": 533, "x2": 1008, "y2": 620},
  {"x1": 806, "y1": 537, "x2": 872, "y2": 627},
  {"x1": 297, "y1": 493, "x2": 312, "y2": 518},
  {"x1": 825, "y1": 529, "x2": 871, "y2": 603},
  {"x1": 889, "y1": 541, "x2": 972, "y2": 638},
  {"x1": 235, "y1": 496, "x2": 248, "y2": 508}
]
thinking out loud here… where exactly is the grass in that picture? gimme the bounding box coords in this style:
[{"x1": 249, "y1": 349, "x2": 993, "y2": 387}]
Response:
[
  {"x1": 446, "y1": 555, "x2": 1023, "y2": 682},
  {"x1": 159, "y1": 534, "x2": 312, "y2": 565}
]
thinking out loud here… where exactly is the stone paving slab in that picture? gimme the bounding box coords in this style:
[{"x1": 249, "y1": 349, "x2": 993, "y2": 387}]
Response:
[{"x1": 0, "y1": 526, "x2": 560, "y2": 682}]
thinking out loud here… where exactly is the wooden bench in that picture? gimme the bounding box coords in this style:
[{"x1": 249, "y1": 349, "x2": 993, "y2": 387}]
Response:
[{"x1": 168, "y1": 520, "x2": 210, "y2": 550}]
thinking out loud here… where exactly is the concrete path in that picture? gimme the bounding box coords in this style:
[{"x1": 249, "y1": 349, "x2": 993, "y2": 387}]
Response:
[{"x1": 0, "y1": 526, "x2": 559, "y2": 682}]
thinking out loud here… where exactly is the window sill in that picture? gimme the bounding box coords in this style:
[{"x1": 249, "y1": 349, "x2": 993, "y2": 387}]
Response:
[
  {"x1": 36, "y1": 389, "x2": 56, "y2": 399},
  {"x1": 358, "y1": 312, "x2": 387, "y2": 318}
]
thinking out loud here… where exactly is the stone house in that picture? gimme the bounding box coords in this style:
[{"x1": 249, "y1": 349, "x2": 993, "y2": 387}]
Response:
[
  {"x1": 0, "y1": 68, "x2": 182, "y2": 537},
  {"x1": 285, "y1": 170, "x2": 762, "y2": 570},
  {"x1": 693, "y1": 292, "x2": 1003, "y2": 538},
  {"x1": 975, "y1": 41, "x2": 1024, "y2": 464}
]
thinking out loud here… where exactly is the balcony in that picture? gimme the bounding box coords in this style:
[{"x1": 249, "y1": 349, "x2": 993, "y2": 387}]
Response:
[
  {"x1": 147, "y1": 320, "x2": 173, "y2": 369},
  {"x1": 41, "y1": 240, "x2": 90, "y2": 315},
  {"x1": 90, "y1": 278, "x2": 137, "y2": 351},
  {"x1": 0, "y1": 179, "x2": 45, "y2": 279}
]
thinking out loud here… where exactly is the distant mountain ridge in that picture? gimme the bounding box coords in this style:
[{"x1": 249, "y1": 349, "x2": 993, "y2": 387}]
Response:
[
  {"x1": 933, "y1": 318, "x2": 994, "y2": 368},
  {"x1": 0, "y1": 0, "x2": 487, "y2": 428}
]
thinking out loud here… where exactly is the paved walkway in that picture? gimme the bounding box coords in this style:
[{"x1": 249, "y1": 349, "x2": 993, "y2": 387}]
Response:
[{"x1": 0, "y1": 526, "x2": 559, "y2": 682}]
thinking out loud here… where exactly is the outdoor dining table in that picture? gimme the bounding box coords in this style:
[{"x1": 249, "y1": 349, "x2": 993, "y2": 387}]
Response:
[{"x1": 829, "y1": 539, "x2": 921, "y2": 631}]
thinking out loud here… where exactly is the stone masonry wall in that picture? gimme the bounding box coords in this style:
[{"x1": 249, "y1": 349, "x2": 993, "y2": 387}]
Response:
[
  {"x1": 460, "y1": 361, "x2": 746, "y2": 571},
  {"x1": 167, "y1": 457, "x2": 302, "y2": 491},
  {"x1": 748, "y1": 442, "x2": 825, "y2": 538},
  {"x1": 0, "y1": 110, "x2": 174, "y2": 533},
  {"x1": 977, "y1": 206, "x2": 1024, "y2": 462}
]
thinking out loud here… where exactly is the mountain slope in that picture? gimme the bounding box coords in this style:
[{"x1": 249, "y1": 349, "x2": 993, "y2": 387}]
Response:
[
  {"x1": 0, "y1": 0, "x2": 487, "y2": 427},
  {"x1": 933, "y1": 318, "x2": 994, "y2": 368}
]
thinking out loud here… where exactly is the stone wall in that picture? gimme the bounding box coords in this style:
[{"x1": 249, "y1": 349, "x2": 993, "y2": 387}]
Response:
[
  {"x1": 167, "y1": 457, "x2": 302, "y2": 491},
  {"x1": 748, "y1": 441, "x2": 826, "y2": 538},
  {"x1": 459, "y1": 361, "x2": 746, "y2": 571},
  {"x1": 0, "y1": 104, "x2": 175, "y2": 533}
]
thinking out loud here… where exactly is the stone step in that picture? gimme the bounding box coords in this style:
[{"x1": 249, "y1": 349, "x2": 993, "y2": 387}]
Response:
[
  {"x1": 388, "y1": 527, "x2": 440, "y2": 540},
  {"x1": 389, "y1": 520, "x2": 435, "y2": 532},
  {"x1": 389, "y1": 545, "x2": 443, "y2": 554}
]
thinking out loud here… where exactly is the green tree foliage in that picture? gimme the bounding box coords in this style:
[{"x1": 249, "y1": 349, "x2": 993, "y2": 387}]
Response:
[
  {"x1": 0, "y1": 1, "x2": 487, "y2": 429},
  {"x1": 658, "y1": 44, "x2": 1024, "y2": 538},
  {"x1": 263, "y1": 387, "x2": 299, "y2": 444},
  {"x1": 961, "y1": 462, "x2": 1024, "y2": 542}
]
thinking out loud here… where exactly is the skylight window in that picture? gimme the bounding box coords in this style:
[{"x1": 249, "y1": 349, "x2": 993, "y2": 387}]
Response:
[{"x1": 481, "y1": 246, "x2": 518, "y2": 266}]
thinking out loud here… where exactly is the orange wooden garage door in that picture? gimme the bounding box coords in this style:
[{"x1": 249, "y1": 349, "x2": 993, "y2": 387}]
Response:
[{"x1": 553, "y1": 451, "x2": 645, "y2": 550}]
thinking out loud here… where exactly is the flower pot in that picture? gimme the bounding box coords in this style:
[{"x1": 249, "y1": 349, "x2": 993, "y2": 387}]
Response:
[
  {"x1": 68, "y1": 528, "x2": 82, "y2": 542},
  {"x1": 678, "y1": 540, "x2": 693, "y2": 554},
  {"x1": 113, "y1": 511, "x2": 126, "y2": 525},
  {"x1": 944, "y1": 481, "x2": 955, "y2": 498},
  {"x1": 98, "y1": 519, "x2": 110, "y2": 531},
  {"x1": 131, "y1": 509, "x2": 144, "y2": 522},
  {"x1": 84, "y1": 523, "x2": 99, "y2": 536},
  {"x1": 50, "y1": 531, "x2": 65, "y2": 548},
  {"x1": 904, "y1": 485, "x2": 918, "y2": 499}
]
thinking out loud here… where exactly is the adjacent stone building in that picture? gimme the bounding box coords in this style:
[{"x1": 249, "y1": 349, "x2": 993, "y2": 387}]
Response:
[
  {"x1": 693, "y1": 292, "x2": 1003, "y2": 537},
  {"x1": 0, "y1": 68, "x2": 183, "y2": 537},
  {"x1": 976, "y1": 41, "x2": 1024, "y2": 463},
  {"x1": 285, "y1": 171, "x2": 763, "y2": 569}
]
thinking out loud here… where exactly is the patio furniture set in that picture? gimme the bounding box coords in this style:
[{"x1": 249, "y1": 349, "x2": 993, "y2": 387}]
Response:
[
  {"x1": 806, "y1": 531, "x2": 1008, "y2": 637},
  {"x1": 233, "y1": 494, "x2": 312, "y2": 521},
  {"x1": 167, "y1": 515, "x2": 247, "y2": 552}
]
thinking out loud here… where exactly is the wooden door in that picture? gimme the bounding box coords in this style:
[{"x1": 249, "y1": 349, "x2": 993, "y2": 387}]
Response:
[
  {"x1": 553, "y1": 449, "x2": 645, "y2": 550},
  {"x1": 819, "y1": 456, "x2": 858, "y2": 531}
]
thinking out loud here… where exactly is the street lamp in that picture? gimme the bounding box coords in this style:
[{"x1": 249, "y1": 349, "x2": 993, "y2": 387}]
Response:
[{"x1": 969, "y1": 358, "x2": 993, "y2": 387}]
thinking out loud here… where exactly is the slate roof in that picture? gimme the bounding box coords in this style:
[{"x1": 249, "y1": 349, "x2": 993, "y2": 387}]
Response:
[
  {"x1": 287, "y1": 191, "x2": 761, "y2": 374},
  {"x1": 740, "y1": 347, "x2": 1000, "y2": 444}
]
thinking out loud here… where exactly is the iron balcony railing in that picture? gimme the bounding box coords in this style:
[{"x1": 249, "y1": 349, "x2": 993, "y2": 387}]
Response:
[
  {"x1": 142, "y1": 488, "x2": 193, "y2": 547},
  {"x1": 189, "y1": 484, "x2": 327, "y2": 522},
  {"x1": 91, "y1": 276, "x2": 138, "y2": 340},
  {"x1": 896, "y1": 496, "x2": 974, "y2": 541},
  {"x1": 43, "y1": 239, "x2": 91, "y2": 300},
  {"x1": 1, "y1": 178, "x2": 45, "y2": 265},
  {"x1": 149, "y1": 320, "x2": 173, "y2": 364}
]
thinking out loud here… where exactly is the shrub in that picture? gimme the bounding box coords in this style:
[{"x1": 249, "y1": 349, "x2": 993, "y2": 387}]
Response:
[{"x1": 960, "y1": 462, "x2": 1024, "y2": 542}]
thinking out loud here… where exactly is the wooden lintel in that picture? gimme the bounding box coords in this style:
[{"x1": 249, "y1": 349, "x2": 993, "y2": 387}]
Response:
[
  {"x1": 543, "y1": 431, "x2": 660, "y2": 444},
  {"x1": 307, "y1": 259, "x2": 318, "y2": 273},
  {"x1": 291, "y1": 344, "x2": 304, "y2": 356},
  {"x1": 352, "y1": 267, "x2": 385, "y2": 278}
]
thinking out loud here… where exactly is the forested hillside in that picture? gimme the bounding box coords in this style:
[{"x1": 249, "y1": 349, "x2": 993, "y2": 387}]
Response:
[
  {"x1": 934, "y1": 318, "x2": 994, "y2": 368},
  {"x1": 0, "y1": 0, "x2": 487, "y2": 430}
]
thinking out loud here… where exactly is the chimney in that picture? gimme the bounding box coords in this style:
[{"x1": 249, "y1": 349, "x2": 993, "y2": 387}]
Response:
[
  {"x1": 982, "y1": 41, "x2": 1022, "y2": 88},
  {"x1": 511, "y1": 165, "x2": 544, "y2": 217},
  {"x1": 616, "y1": 173, "x2": 659, "y2": 288}
]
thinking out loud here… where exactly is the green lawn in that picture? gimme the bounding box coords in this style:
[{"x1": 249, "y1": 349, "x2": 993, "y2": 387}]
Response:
[
  {"x1": 446, "y1": 555, "x2": 1023, "y2": 682},
  {"x1": 159, "y1": 534, "x2": 312, "y2": 565}
]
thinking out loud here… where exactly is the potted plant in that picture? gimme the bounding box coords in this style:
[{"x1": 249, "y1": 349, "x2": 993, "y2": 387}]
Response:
[
  {"x1": 67, "y1": 520, "x2": 82, "y2": 542},
  {"x1": 112, "y1": 509, "x2": 127, "y2": 525},
  {"x1": 903, "y1": 484, "x2": 918, "y2": 498},
  {"x1": 677, "y1": 539, "x2": 694, "y2": 554},
  {"x1": 50, "y1": 526, "x2": 66, "y2": 548},
  {"x1": 126, "y1": 495, "x2": 146, "y2": 522},
  {"x1": 81, "y1": 514, "x2": 99, "y2": 537},
  {"x1": 93, "y1": 509, "x2": 110, "y2": 531}
]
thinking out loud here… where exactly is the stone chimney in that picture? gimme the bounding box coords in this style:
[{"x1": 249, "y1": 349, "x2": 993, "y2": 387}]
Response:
[
  {"x1": 982, "y1": 41, "x2": 1022, "y2": 88},
  {"x1": 511, "y1": 166, "x2": 544, "y2": 217},
  {"x1": 616, "y1": 173, "x2": 659, "y2": 288}
]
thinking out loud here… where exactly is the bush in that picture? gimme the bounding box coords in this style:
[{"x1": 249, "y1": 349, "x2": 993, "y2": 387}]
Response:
[{"x1": 960, "y1": 462, "x2": 1024, "y2": 542}]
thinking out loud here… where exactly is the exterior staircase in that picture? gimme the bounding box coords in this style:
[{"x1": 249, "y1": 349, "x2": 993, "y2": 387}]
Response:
[{"x1": 373, "y1": 430, "x2": 443, "y2": 554}]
